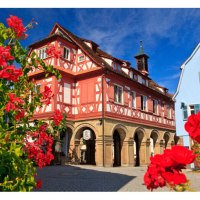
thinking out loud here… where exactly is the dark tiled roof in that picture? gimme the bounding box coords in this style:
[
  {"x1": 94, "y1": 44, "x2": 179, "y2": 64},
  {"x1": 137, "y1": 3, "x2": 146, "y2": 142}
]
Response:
[{"x1": 29, "y1": 23, "x2": 173, "y2": 99}]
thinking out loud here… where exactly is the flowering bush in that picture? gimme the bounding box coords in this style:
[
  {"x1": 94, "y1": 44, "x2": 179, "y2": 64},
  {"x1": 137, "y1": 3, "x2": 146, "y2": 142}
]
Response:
[
  {"x1": 144, "y1": 111, "x2": 200, "y2": 191},
  {"x1": 0, "y1": 15, "x2": 63, "y2": 191}
]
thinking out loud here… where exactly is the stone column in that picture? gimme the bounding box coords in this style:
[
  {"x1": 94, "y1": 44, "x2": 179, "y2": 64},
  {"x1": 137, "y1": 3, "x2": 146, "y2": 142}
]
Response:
[
  {"x1": 146, "y1": 139, "x2": 151, "y2": 165},
  {"x1": 160, "y1": 139, "x2": 164, "y2": 154},
  {"x1": 104, "y1": 136, "x2": 113, "y2": 167},
  {"x1": 128, "y1": 138, "x2": 134, "y2": 166},
  {"x1": 154, "y1": 141, "x2": 160, "y2": 155},
  {"x1": 121, "y1": 140, "x2": 129, "y2": 166},
  {"x1": 140, "y1": 141, "x2": 147, "y2": 166},
  {"x1": 95, "y1": 137, "x2": 103, "y2": 167},
  {"x1": 74, "y1": 139, "x2": 80, "y2": 162}
]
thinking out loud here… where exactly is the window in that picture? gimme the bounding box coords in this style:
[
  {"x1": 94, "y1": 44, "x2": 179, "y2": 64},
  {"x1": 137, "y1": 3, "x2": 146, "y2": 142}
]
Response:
[
  {"x1": 130, "y1": 71, "x2": 133, "y2": 79},
  {"x1": 182, "y1": 105, "x2": 188, "y2": 121},
  {"x1": 182, "y1": 104, "x2": 200, "y2": 120},
  {"x1": 132, "y1": 91, "x2": 136, "y2": 109},
  {"x1": 142, "y1": 78, "x2": 146, "y2": 85},
  {"x1": 117, "y1": 64, "x2": 121, "y2": 71},
  {"x1": 153, "y1": 100, "x2": 158, "y2": 114},
  {"x1": 141, "y1": 95, "x2": 147, "y2": 111},
  {"x1": 34, "y1": 84, "x2": 41, "y2": 94},
  {"x1": 78, "y1": 55, "x2": 85, "y2": 62},
  {"x1": 63, "y1": 47, "x2": 70, "y2": 60},
  {"x1": 64, "y1": 83, "x2": 71, "y2": 104},
  {"x1": 166, "y1": 105, "x2": 171, "y2": 119},
  {"x1": 38, "y1": 48, "x2": 47, "y2": 59},
  {"x1": 113, "y1": 63, "x2": 117, "y2": 70},
  {"x1": 81, "y1": 81, "x2": 95, "y2": 104},
  {"x1": 138, "y1": 75, "x2": 142, "y2": 84},
  {"x1": 114, "y1": 85, "x2": 123, "y2": 104},
  {"x1": 30, "y1": 84, "x2": 41, "y2": 103},
  {"x1": 189, "y1": 104, "x2": 200, "y2": 115}
]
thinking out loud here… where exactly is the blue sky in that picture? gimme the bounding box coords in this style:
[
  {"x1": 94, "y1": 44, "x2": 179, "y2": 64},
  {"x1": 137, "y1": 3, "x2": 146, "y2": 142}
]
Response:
[{"x1": 1, "y1": 8, "x2": 200, "y2": 94}]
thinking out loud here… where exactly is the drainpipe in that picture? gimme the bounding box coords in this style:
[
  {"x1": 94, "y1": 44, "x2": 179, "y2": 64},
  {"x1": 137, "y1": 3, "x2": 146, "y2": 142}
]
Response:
[{"x1": 102, "y1": 73, "x2": 105, "y2": 167}]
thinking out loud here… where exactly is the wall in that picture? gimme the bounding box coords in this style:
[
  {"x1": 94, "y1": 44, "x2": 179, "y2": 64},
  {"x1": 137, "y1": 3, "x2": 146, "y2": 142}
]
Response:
[{"x1": 175, "y1": 45, "x2": 200, "y2": 147}]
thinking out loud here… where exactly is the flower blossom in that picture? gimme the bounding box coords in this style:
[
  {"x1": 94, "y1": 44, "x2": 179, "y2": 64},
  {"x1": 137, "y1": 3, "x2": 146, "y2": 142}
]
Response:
[
  {"x1": 41, "y1": 86, "x2": 54, "y2": 105},
  {"x1": 46, "y1": 45, "x2": 61, "y2": 59},
  {"x1": 5, "y1": 93, "x2": 24, "y2": 112},
  {"x1": 185, "y1": 111, "x2": 200, "y2": 143},
  {"x1": 25, "y1": 124, "x2": 54, "y2": 168},
  {"x1": 0, "y1": 45, "x2": 22, "y2": 82},
  {"x1": 0, "y1": 46, "x2": 14, "y2": 68},
  {"x1": 144, "y1": 145, "x2": 196, "y2": 191},
  {"x1": 0, "y1": 65, "x2": 23, "y2": 82},
  {"x1": 36, "y1": 179, "x2": 42, "y2": 190},
  {"x1": 53, "y1": 109, "x2": 63, "y2": 126},
  {"x1": 6, "y1": 15, "x2": 27, "y2": 39}
]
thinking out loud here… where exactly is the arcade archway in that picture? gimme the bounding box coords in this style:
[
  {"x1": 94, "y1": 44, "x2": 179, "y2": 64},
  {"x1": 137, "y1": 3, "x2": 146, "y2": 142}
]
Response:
[
  {"x1": 134, "y1": 128, "x2": 144, "y2": 166},
  {"x1": 75, "y1": 127, "x2": 96, "y2": 165}
]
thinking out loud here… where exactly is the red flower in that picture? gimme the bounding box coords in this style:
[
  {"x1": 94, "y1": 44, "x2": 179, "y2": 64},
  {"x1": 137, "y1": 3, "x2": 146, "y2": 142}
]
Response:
[
  {"x1": 36, "y1": 179, "x2": 42, "y2": 190},
  {"x1": 15, "y1": 109, "x2": 25, "y2": 121},
  {"x1": 39, "y1": 123, "x2": 49, "y2": 132},
  {"x1": 41, "y1": 86, "x2": 54, "y2": 105},
  {"x1": 53, "y1": 109, "x2": 63, "y2": 126},
  {"x1": 144, "y1": 145, "x2": 195, "y2": 191},
  {"x1": 144, "y1": 163, "x2": 166, "y2": 191},
  {"x1": 25, "y1": 129, "x2": 54, "y2": 168},
  {"x1": 167, "y1": 145, "x2": 196, "y2": 166},
  {"x1": 150, "y1": 153, "x2": 175, "y2": 168},
  {"x1": 46, "y1": 45, "x2": 61, "y2": 59},
  {"x1": 0, "y1": 65, "x2": 23, "y2": 82},
  {"x1": 6, "y1": 15, "x2": 27, "y2": 39},
  {"x1": 185, "y1": 112, "x2": 200, "y2": 143},
  {"x1": 5, "y1": 93, "x2": 24, "y2": 112},
  {"x1": 0, "y1": 46, "x2": 14, "y2": 68},
  {"x1": 162, "y1": 171, "x2": 187, "y2": 186}
]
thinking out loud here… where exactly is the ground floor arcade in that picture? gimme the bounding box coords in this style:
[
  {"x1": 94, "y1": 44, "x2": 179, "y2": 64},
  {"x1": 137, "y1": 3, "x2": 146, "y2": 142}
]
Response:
[{"x1": 56, "y1": 118, "x2": 180, "y2": 167}]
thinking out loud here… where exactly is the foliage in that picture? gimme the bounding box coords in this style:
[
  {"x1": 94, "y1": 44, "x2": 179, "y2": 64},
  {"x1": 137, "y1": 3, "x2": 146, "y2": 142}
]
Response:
[{"x1": 0, "y1": 15, "x2": 62, "y2": 191}]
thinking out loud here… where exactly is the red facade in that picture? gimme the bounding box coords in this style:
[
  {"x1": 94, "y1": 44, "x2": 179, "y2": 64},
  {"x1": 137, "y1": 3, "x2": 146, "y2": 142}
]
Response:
[{"x1": 28, "y1": 23, "x2": 175, "y2": 132}]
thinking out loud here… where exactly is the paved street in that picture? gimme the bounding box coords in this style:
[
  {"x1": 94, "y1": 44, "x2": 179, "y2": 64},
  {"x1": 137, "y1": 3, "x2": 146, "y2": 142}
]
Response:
[{"x1": 34, "y1": 165, "x2": 200, "y2": 192}]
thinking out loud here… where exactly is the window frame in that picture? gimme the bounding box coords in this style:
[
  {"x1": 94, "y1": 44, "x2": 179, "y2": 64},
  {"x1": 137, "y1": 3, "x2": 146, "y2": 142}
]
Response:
[
  {"x1": 38, "y1": 47, "x2": 47, "y2": 59},
  {"x1": 153, "y1": 99, "x2": 158, "y2": 114},
  {"x1": 114, "y1": 84, "x2": 123, "y2": 104},
  {"x1": 132, "y1": 91, "x2": 136, "y2": 109},
  {"x1": 63, "y1": 46, "x2": 70, "y2": 61},
  {"x1": 166, "y1": 105, "x2": 171, "y2": 119},
  {"x1": 182, "y1": 105, "x2": 188, "y2": 121},
  {"x1": 141, "y1": 95, "x2": 148, "y2": 111},
  {"x1": 78, "y1": 55, "x2": 85, "y2": 63}
]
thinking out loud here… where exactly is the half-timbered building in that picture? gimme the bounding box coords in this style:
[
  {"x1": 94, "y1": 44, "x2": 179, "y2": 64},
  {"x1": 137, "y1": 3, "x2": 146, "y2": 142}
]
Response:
[{"x1": 28, "y1": 24, "x2": 179, "y2": 167}]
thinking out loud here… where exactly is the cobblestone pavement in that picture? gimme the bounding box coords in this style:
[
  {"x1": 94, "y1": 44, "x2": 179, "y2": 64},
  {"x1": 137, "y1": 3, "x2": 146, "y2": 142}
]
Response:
[{"x1": 34, "y1": 165, "x2": 200, "y2": 192}]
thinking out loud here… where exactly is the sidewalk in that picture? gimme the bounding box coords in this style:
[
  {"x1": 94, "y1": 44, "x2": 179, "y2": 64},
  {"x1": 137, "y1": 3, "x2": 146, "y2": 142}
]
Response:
[{"x1": 35, "y1": 165, "x2": 200, "y2": 192}]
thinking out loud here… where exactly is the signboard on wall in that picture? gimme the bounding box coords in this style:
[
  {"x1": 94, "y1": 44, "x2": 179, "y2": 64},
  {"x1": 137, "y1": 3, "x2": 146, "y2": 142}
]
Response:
[{"x1": 83, "y1": 129, "x2": 91, "y2": 140}]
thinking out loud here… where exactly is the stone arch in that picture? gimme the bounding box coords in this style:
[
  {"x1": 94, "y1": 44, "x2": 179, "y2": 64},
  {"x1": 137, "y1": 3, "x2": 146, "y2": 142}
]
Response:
[
  {"x1": 133, "y1": 127, "x2": 145, "y2": 166},
  {"x1": 74, "y1": 123, "x2": 98, "y2": 140},
  {"x1": 111, "y1": 124, "x2": 127, "y2": 141},
  {"x1": 163, "y1": 132, "x2": 170, "y2": 149},
  {"x1": 60, "y1": 127, "x2": 73, "y2": 155},
  {"x1": 174, "y1": 135, "x2": 181, "y2": 145},
  {"x1": 73, "y1": 123, "x2": 98, "y2": 165},
  {"x1": 54, "y1": 123, "x2": 74, "y2": 165},
  {"x1": 112, "y1": 124, "x2": 128, "y2": 167},
  {"x1": 150, "y1": 130, "x2": 159, "y2": 156}
]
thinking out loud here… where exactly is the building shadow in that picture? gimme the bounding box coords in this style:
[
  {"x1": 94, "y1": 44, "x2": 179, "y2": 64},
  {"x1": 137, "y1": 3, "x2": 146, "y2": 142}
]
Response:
[{"x1": 34, "y1": 165, "x2": 136, "y2": 192}]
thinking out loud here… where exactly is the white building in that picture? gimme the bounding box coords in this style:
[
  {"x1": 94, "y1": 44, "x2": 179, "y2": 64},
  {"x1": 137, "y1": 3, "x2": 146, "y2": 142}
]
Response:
[{"x1": 173, "y1": 43, "x2": 200, "y2": 148}]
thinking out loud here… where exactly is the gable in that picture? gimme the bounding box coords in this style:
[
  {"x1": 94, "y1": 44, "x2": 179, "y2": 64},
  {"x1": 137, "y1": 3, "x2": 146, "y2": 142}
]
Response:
[{"x1": 173, "y1": 42, "x2": 200, "y2": 100}]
